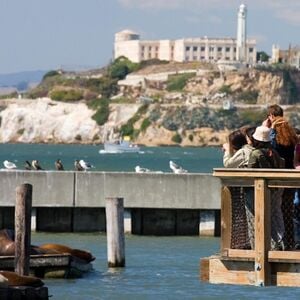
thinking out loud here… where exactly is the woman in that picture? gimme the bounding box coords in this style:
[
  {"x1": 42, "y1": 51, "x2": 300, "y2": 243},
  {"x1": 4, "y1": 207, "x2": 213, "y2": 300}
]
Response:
[
  {"x1": 248, "y1": 125, "x2": 285, "y2": 250},
  {"x1": 222, "y1": 128, "x2": 255, "y2": 249}
]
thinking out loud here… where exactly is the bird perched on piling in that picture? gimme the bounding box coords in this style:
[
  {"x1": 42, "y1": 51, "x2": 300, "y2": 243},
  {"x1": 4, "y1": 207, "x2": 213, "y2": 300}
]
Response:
[
  {"x1": 3, "y1": 160, "x2": 17, "y2": 169},
  {"x1": 169, "y1": 160, "x2": 188, "y2": 174},
  {"x1": 79, "y1": 159, "x2": 93, "y2": 171},
  {"x1": 74, "y1": 160, "x2": 84, "y2": 171},
  {"x1": 55, "y1": 159, "x2": 64, "y2": 171},
  {"x1": 31, "y1": 160, "x2": 43, "y2": 170},
  {"x1": 24, "y1": 161, "x2": 32, "y2": 170}
]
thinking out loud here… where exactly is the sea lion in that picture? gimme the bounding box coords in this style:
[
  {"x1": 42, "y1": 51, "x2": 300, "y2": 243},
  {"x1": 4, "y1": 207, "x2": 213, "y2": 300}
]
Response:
[
  {"x1": 0, "y1": 229, "x2": 95, "y2": 263},
  {"x1": 0, "y1": 229, "x2": 44, "y2": 256},
  {"x1": 39, "y1": 243, "x2": 95, "y2": 263},
  {"x1": 0, "y1": 271, "x2": 44, "y2": 287}
]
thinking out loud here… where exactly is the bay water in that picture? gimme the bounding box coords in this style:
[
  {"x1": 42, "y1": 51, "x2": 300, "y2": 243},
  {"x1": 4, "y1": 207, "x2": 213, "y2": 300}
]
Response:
[{"x1": 1, "y1": 144, "x2": 299, "y2": 298}]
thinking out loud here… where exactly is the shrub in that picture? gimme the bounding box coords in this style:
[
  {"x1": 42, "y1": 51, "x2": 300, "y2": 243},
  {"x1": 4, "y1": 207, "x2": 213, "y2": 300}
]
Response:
[
  {"x1": 50, "y1": 89, "x2": 83, "y2": 101},
  {"x1": 42, "y1": 70, "x2": 60, "y2": 80},
  {"x1": 188, "y1": 134, "x2": 194, "y2": 142},
  {"x1": 75, "y1": 134, "x2": 82, "y2": 141},
  {"x1": 140, "y1": 118, "x2": 151, "y2": 132},
  {"x1": 166, "y1": 73, "x2": 195, "y2": 91},
  {"x1": 172, "y1": 132, "x2": 182, "y2": 144},
  {"x1": 92, "y1": 98, "x2": 110, "y2": 126},
  {"x1": 237, "y1": 90, "x2": 259, "y2": 104},
  {"x1": 219, "y1": 85, "x2": 232, "y2": 94}
]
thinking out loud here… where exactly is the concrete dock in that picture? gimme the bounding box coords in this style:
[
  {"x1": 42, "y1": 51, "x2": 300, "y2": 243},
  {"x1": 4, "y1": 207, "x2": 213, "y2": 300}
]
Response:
[{"x1": 0, "y1": 170, "x2": 221, "y2": 236}]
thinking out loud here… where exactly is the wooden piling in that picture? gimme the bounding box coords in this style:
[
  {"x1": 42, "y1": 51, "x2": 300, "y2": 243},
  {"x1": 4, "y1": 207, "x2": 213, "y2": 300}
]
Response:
[
  {"x1": 105, "y1": 197, "x2": 125, "y2": 267},
  {"x1": 15, "y1": 184, "x2": 32, "y2": 276}
]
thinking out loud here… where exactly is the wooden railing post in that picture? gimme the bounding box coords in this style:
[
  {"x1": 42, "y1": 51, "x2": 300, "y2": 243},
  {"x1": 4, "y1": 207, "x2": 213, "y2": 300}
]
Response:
[
  {"x1": 15, "y1": 183, "x2": 32, "y2": 276},
  {"x1": 220, "y1": 186, "x2": 232, "y2": 255},
  {"x1": 105, "y1": 197, "x2": 125, "y2": 268},
  {"x1": 254, "y1": 178, "x2": 271, "y2": 286}
]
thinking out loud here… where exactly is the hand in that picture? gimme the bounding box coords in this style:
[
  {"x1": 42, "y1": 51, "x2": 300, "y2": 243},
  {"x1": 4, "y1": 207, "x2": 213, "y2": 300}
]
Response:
[
  {"x1": 222, "y1": 143, "x2": 229, "y2": 152},
  {"x1": 262, "y1": 118, "x2": 271, "y2": 128}
]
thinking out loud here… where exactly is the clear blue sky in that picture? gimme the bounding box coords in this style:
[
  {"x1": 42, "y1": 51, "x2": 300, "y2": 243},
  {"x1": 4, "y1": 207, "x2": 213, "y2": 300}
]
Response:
[{"x1": 0, "y1": 0, "x2": 299, "y2": 74}]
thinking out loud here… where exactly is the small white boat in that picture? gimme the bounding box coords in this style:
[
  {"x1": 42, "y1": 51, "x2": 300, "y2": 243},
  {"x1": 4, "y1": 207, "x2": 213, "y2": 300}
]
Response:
[{"x1": 102, "y1": 136, "x2": 140, "y2": 153}]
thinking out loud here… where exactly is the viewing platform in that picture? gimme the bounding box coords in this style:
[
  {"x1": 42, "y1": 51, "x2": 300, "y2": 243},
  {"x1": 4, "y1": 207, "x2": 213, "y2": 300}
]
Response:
[{"x1": 201, "y1": 168, "x2": 300, "y2": 287}]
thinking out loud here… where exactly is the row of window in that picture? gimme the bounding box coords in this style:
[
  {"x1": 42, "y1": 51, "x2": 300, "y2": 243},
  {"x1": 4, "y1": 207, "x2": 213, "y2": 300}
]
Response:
[
  {"x1": 185, "y1": 56, "x2": 236, "y2": 62},
  {"x1": 185, "y1": 46, "x2": 254, "y2": 53}
]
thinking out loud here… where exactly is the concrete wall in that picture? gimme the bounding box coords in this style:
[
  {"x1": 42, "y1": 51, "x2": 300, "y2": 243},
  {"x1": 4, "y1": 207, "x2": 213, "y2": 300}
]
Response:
[
  {"x1": 0, "y1": 171, "x2": 221, "y2": 209},
  {"x1": 0, "y1": 170, "x2": 221, "y2": 235}
]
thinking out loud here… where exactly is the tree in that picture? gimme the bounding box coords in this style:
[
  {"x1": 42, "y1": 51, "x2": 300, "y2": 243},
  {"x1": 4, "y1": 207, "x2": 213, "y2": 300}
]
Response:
[{"x1": 257, "y1": 51, "x2": 270, "y2": 62}]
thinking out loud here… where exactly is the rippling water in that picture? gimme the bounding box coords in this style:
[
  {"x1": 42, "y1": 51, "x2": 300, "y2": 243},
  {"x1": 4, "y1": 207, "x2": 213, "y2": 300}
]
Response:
[
  {"x1": 31, "y1": 232, "x2": 300, "y2": 300},
  {"x1": 0, "y1": 144, "x2": 223, "y2": 173}
]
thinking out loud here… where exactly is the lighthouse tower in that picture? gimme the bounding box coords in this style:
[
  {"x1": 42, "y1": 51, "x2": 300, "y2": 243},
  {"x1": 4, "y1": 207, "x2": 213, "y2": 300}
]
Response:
[{"x1": 236, "y1": 4, "x2": 247, "y2": 62}]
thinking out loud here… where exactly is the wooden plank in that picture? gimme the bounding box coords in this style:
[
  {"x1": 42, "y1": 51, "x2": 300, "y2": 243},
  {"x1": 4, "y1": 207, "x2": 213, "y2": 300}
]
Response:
[
  {"x1": 254, "y1": 178, "x2": 271, "y2": 286},
  {"x1": 220, "y1": 186, "x2": 231, "y2": 255},
  {"x1": 199, "y1": 258, "x2": 210, "y2": 282},
  {"x1": 269, "y1": 250, "x2": 300, "y2": 263},
  {"x1": 0, "y1": 254, "x2": 71, "y2": 269},
  {"x1": 209, "y1": 258, "x2": 256, "y2": 285},
  {"x1": 225, "y1": 249, "x2": 255, "y2": 260}
]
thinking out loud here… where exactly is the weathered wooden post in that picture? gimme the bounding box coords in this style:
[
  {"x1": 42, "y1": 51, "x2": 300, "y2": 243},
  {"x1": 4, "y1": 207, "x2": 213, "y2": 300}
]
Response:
[
  {"x1": 105, "y1": 197, "x2": 125, "y2": 267},
  {"x1": 15, "y1": 183, "x2": 32, "y2": 276}
]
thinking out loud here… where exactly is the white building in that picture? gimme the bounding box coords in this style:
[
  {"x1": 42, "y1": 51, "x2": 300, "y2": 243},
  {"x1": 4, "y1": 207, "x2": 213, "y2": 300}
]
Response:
[
  {"x1": 114, "y1": 4, "x2": 256, "y2": 65},
  {"x1": 272, "y1": 45, "x2": 300, "y2": 69}
]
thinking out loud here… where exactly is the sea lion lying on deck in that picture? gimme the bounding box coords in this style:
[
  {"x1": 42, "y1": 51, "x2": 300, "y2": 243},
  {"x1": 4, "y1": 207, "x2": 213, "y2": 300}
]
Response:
[
  {"x1": 0, "y1": 229, "x2": 43, "y2": 256},
  {"x1": 39, "y1": 243, "x2": 95, "y2": 263},
  {"x1": 0, "y1": 271, "x2": 44, "y2": 287},
  {"x1": 0, "y1": 229, "x2": 95, "y2": 263}
]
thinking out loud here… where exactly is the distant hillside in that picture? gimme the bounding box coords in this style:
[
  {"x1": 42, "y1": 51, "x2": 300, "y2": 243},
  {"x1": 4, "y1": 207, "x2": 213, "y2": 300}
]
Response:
[{"x1": 0, "y1": 70, "x2": 48, "y2": 90}]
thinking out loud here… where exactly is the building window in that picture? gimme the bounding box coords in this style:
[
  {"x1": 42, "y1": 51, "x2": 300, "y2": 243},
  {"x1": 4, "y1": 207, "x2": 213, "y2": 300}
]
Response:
[
  {"x1": 193, "y1": 46, "x2": 198, "y2": 52},
  {"x1": 185, "y1": 56, "x2": 190, "y2": 61},
  {"x1": 149, "y1": 46, "x2": 152, "y2": 51},
  {"x1": 249, "y1": 48, "x2": 253, "y2": 53},
  {"x1": 209, "y1": 47, "x2": 214, "y2": 52},
  {"x1": 141, "y1": 46, "x2": 144, "y2": 51},
  {"x1": 218, "y1": 47, "x2": 222, "y2": 52},
  {"x1": 200, "y1": 56, "x2": 205, "y2": 60},
  {"x1": 234, "y1": 47, "x2": 236, "y2": 52},
  {"x1": 193, "y1": 56, "x2": 197, "y2": 60},
  {"x1": 200, "y1": 46, "x2": 205, "y2": 52},
  {"x1": 155, "y1": 46, "x2": 159, "y2": 51},
  {"x1": 186, "y1": 46, "x2": 190, "y2": 51},
  {"x1": 226, "y1": 47, "x2": 230, "y2": 52}
]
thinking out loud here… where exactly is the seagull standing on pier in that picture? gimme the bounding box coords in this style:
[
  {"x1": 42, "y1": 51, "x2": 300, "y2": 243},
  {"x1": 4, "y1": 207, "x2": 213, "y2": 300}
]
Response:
[
  {"x1": 31, "y1": 160, "x2": 43, "y2": 170},
  {"x1": 3, "y1": 160, "x2": 17, "y2": 169},
  {"x1": 55, "y1": 159, "x2": 64, "y2": 171},
  {"x1": 79, "y1": 159, "x2": 93, "y2": 171},
  {"x1": 135, "y1": 165, "x2": 151, "y2": 173},
  {"x1": 169, "y1": 160, "x2": 188, "y2": 174}
]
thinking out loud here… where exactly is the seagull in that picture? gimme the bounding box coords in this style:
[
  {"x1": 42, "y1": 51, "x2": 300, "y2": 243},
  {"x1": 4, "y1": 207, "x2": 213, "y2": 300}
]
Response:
[
  {"x1": 74, "y1": 160, "x2": 84, "y2": 171},
  {"x1": 169, "y1": 160, "x2": 188, "y2": 174},
  {"x1": 31, "y1": 160, "x2": 43, "y2": 170},
  {"x1": 55, "y1": 159, "x2": 64, "y2": 171},
  {"x1": 24, "y1": 161, "x2": 32, "y2": 170},
  {"x1": 79, "y1": 159, "x2": 93, "y2": 171},
  {"x1": 135, "y1": 165, "x2": 151, "y2": 173},
  {"x1": 3, "y1": 160, "x2": 17, "y2": 169}
]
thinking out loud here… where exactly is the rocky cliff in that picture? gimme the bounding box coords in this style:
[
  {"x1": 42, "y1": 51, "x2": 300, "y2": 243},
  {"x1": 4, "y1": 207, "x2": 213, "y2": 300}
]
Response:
[{"x1": 1, "y1": 66, "x2": 300, "y2": 146}]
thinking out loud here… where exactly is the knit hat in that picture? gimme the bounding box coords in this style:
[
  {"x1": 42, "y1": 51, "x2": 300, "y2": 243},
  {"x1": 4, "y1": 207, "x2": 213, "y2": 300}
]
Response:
[{"x1": 252, "y1": 126, "x2": 271, "y2": 142}]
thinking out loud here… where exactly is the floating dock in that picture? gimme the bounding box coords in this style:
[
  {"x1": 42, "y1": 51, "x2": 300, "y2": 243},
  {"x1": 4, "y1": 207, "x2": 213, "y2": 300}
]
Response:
[
  {"x1": 0, "y1": 254, "x2": 92, "y2": 278},
  {"x1": 201, "y1": 168, "x2": 300, "y2": 287}
]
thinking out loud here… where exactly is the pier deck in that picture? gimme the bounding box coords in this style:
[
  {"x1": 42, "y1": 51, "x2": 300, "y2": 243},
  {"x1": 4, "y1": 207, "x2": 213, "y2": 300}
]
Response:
[{"x1": 201, "y1": 168, "x2": 300, "y2": 287}]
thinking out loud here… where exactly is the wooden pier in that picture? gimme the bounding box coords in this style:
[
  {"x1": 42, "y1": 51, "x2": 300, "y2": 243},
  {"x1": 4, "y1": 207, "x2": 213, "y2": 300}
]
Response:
[{"x1": 201, "y1": 169, "x2": 300, "y2": 287}]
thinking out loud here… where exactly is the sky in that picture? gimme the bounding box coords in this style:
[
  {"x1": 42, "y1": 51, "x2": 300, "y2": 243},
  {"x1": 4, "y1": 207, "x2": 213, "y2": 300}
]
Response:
[{"x1": 0, "y1": 0, "x2": 299, "y2": 74}]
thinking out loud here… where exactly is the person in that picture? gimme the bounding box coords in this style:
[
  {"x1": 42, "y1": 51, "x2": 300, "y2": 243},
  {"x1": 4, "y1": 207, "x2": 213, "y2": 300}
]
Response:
[
  {"x1": 222, "y1": 128, "x2": 254, "y2": 168},
  {"x1": 293, "y1": 129, "x2": 300, "y2": 249},
  {"x1": 222, "y1": 128, "x2": 255, "y2": 249},
  {"x1": 248, "y1": 125, "x2": 285, "y2": 250},
  {"x1": 263, "y1": 104, "x2": 298, "y2": 249}
]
